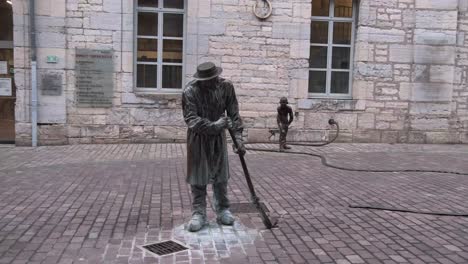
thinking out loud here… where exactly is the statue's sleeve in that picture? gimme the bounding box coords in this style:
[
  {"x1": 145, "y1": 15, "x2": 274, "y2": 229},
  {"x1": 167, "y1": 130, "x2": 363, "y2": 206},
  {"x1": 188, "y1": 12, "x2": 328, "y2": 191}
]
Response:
[
  {"x1": 182, "y1": 88, "x2": 223, "y2": 135},
  {"x1": 225, "y1": 81, "x2": 243, "y2": 140},
  {"x1": 288, "y1": 106, "x2": 294, "y2": 124}
]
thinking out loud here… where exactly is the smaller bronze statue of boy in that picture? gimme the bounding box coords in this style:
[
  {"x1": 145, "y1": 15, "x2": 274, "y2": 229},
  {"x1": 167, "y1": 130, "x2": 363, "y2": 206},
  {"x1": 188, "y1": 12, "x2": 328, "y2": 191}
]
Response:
[{"x1": 277, "y1": 97, "x2": 293, "y2": 151}]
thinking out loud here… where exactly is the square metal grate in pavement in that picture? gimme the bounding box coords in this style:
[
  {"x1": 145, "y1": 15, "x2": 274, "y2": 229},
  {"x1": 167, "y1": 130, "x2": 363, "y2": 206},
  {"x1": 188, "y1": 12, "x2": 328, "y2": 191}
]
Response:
[
  {"x1": 140, "y1": 240, "x2": 188, "y2": 257},
  {"x1": 230, "y1": 202, "x2": 269, "y2": 213}
]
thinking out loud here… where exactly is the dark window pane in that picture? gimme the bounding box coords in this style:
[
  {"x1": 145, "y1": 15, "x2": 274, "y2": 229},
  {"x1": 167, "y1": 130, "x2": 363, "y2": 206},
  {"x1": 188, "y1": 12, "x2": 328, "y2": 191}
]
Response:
[
  {"x1": 310, "y1": 21, "x2": 328, "y2": 44},
  {"x1": 331, "y1": 72, "x2": 349, "y2": 94},
  {"x1": 312, "y1": 0, "x2": 329, "y2": 16},
  {"x1": 137, "y1": 39, "x2": 158, "y2": 62},
  {"x1": 164, "y1": 0, "x2": 184, "y2": 9},
  {"x1": 334, "y1": 0, "x2": 353, "y2": 18},
  {"x1": 138, "y1": 0, "x2": 158, "y2": 7},
  {"x1": 333, "y1": 22, "x2": 352, "y2": 44},
  {"x1": 138, "y1": 12, "x2": 158, "y2": 36},
  {"x1": 332, "y1": 47, "x2": 350, "y2": 69},
  {"x1": 0, "y1": 3, "x2": 13, "y2": 41},
  {"x1": 163, "y1": 40, "x2": 183, "y2": 63},
  {"x1": 309, "y1": 46, "x2": 328, "y2": 68},
  {"x1": 163, "y1": 14, "x2": 183, "y2": 37},
  {"x1": 163, "y1": 65, "x2": 182, "y2": 89},
  {"x1": 308, "y1": 71, "x2": 326, "y2": 93},
  {"x1": 137, "y1": 64, "x2": 157, "y2": 88}
]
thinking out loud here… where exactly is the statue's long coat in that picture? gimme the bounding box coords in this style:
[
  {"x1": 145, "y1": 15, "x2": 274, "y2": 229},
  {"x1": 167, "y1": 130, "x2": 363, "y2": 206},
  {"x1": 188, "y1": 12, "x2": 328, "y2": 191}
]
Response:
[{"x1": 182, "y1": 78, "x2": 243, "y2": 185}]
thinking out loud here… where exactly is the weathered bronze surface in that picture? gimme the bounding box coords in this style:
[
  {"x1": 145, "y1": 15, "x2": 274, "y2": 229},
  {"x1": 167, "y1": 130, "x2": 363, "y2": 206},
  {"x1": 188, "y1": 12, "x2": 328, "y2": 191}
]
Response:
[
  {"x1": 277, "y1": 97, "x2": 294, "y2": 151},
  {"x1": 182, "y1": 62, "x2": 244, "y2": 231}
]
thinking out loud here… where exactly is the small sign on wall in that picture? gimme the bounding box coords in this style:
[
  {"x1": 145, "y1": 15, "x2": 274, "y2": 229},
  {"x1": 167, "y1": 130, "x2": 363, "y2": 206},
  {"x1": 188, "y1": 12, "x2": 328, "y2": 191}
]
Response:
[
  {"x1": 0, "y1": 61, "x2": 7, "y2": 74},
  {"x1": 75, "y1": 49, "x2": 114, "y2": 108},
  {"x1": 0, "y1": 78, "x2": 12, "y2": 96},
  {"x1": 41, "y1": 73, "x2": 62, "y2": 96}
]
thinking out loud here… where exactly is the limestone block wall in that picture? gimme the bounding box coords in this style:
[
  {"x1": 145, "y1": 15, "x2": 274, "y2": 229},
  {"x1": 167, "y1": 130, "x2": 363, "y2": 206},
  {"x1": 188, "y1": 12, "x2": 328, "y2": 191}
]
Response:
[{"x1": 11, "y1": 0, "x2": 468, "y2": 145}]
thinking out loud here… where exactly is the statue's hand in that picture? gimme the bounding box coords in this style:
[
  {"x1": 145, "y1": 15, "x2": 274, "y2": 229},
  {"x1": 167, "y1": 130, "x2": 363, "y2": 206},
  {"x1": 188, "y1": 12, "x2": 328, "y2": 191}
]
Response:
[
  {"x1": 233, "y1": 140, "x2": 246, "y2": 156},
  {"x1": 214, "y1": 117, "x2": 229, "y2": 130}
]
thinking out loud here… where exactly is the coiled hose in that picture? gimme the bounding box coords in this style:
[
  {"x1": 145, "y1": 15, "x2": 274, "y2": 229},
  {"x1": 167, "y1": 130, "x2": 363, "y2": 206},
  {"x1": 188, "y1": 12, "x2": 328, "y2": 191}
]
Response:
[{"x1": 244, "y1": 119, "x2": 468, "y2": 217}]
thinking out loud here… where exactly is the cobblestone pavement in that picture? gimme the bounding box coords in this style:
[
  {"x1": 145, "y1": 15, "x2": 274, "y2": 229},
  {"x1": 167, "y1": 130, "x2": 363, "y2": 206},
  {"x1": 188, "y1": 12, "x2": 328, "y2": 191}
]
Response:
[{"x1": 1, "y1": 143, "x2": 468, "y2": 264}]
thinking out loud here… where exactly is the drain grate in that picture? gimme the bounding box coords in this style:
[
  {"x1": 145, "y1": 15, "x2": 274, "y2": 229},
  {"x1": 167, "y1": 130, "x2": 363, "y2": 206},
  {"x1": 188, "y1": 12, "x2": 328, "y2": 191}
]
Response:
[
  {"x1": 141, "y1": 240, "x2": 188, "y2": 257},
  {"x1": 230, "y1": 202, "x2": 269, "y2": 213}
]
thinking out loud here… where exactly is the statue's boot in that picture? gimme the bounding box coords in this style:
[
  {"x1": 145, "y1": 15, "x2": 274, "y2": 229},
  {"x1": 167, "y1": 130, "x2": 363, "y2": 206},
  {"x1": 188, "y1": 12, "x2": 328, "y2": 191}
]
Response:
[
  {"x1": 188, "y1": 212, "x2": 207, "y2": 232},
  {"x1": 213, "y1": 181, "x2": 234, "y2": 225},
  {"x1": 283, "y1": 144, "x2": 291, "y2": 149},
  {"x1": 189, "y1": 184, "x2": 207, "y2": 232},
  {"x1": 217, "y1": 209, "x2": 235, "y2": 225}
]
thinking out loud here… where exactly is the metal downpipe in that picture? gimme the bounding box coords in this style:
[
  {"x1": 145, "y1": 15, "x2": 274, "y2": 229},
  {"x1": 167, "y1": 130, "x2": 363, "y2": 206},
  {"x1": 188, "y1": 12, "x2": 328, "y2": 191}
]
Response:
[{"x1": 29, "y1": 0, "x2": 37, "y2": 147}]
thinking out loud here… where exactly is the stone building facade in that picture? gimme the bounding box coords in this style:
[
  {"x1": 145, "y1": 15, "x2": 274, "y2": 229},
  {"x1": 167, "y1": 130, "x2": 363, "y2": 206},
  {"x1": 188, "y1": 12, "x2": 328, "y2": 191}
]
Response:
[{"x1": 5, "y1": 0, "x2": 468, "y2": 145}]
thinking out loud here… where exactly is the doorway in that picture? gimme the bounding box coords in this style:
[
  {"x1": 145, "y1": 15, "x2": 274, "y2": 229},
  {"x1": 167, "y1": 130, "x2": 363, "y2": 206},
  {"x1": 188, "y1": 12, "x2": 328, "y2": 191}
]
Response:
[{"x1": 0, "y1": 0, "x2": 15, "y2": 144}]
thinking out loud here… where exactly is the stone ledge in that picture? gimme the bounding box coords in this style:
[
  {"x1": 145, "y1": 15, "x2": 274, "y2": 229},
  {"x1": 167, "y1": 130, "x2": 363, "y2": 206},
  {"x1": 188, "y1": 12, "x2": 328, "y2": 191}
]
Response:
[{"x1": 297, "y1": 98, "x2": 358, "y2": 111}]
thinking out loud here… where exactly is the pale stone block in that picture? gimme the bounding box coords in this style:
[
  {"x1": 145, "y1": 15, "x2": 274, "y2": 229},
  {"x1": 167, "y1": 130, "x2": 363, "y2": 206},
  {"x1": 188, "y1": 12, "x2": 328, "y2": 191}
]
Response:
[
  {"x1": 426, "y1": 132, "x2": 459, "y2": 144},
  {"x1": 289, "y1": 78, "x2": 308, "y2": 99},
  {"x1": 429, "y1": 65, "x2": 454, "y2": 83},
  {"x1": 411, "y1": 83, "x2": 453, "y2": 102},
  {"x1": 272, "y1": 23, "x2": 310, "y2": 40},
  {"x1": 381, "y1": 131, "x2": 399, "y2": 143},
  {"x1": 122, "y1": 0, "x2": 133, "y2": 14},
  {"x1": 357, "y1": 113, "x2": 375, "y2": 129},
  {"x1": 460, "y1": 0, "x2": 468, "y2": 11},
  {"x1": 352, "y1": 80, "x2": 374, "y2": 100},
  {"x1": 413, "y1": 45, "x2": 455, "y2": 65},
  {"x1": 415, "y1": 0, "x2": 458, "y2": 10},
  {"x1": 198, "y1": 19, "x2": 225, "y2": 35},
  {"x1": 89, "y1": 13, "x2": 122, "y2": 30},
  {"x1": 293, "y1": 3, "x2": 311, "y2": 19},
  {"x1": 154, "y1": 126, "x2": 187, "y2": 141},
  {"x1": 356, "y1": 62, "x2": 393, "y2": 78},
  {"x1": 14, "y1": 47, "x2": 30, "y2": 68},
  {"x1": 121, "y1": 52, "x2": 133, "y2": 73},
  {"x1": 389, "y1": 45, "x2": 413, "y2": 63},
  {"x1": 409, "y1": 102, "x2": 451, "y2": 115},
  {"x1": 358, "y1": 5, "x2": 377, "y2": 26},
  {"x1": 415, "y1": 10, "x2": 457, "y2": 30},
  {"x1": 103, "y1": 0, "x2": 121, "y2": 13},
  {"x1": 354, "y1": 42, "x2": 374, "y2": 62},
  {"x1": 290, "y1": 40, "x2": 310, "y2": 59},
  {"x1": 414, "y1": 29, "x2": 457, "y2": 45},
  {"x1": 411, "y1": 118, "x2": 449, "y2": 130},
  {"x1": 122, "y1": 13, "x2": 133, "y2": 31},
  {"x1": 82, "y1": 125, "x2": 120, "y2": 138},
  {"x1": 36, "y1": 32, "x2": 66, "y2": 48},
  {"x1": 358, "y1": 26, "x2": 405, "y2": 43},
  {"x1": 37, "y1": 0, "x2": 66, "y2": 17},
  {"x1": 198, "y1": 0, "x2": 211, "y2": 18},
  {"x1": 35, "y1": 16, "x2": 66, "y2": 32},
  {"x1": 352, "y1": 130, "x2": 381, "y2": 143},
  {"x1": 38, "y1": 100, "x2": 66, "y2": 124},
  {"x1": 67, "y1": 126, "x2": 81, "y2": 137}
]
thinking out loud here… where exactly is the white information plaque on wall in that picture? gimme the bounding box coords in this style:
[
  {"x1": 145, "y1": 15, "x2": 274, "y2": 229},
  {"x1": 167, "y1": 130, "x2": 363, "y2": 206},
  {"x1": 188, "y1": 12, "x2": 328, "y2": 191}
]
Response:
[
  {"x1": 0, "y1": 78, "x2": 12, "y2": 96},
  {"x1": 0, "y1": 61, "x2": 7, "y2": 74}
]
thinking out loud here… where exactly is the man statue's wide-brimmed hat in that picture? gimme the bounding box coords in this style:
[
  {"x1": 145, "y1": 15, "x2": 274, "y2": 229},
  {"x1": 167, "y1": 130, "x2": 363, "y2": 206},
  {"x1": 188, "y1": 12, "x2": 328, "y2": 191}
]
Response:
[{"x1": 193, "y1": 62, "x2": 223, "y2": 81}]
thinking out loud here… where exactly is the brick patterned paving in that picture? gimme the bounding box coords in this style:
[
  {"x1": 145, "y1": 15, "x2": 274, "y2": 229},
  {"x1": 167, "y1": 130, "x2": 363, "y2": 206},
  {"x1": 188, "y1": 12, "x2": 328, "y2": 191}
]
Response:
[{"x1": 0, "y1": 143, "x2": 468, "y2": 264}]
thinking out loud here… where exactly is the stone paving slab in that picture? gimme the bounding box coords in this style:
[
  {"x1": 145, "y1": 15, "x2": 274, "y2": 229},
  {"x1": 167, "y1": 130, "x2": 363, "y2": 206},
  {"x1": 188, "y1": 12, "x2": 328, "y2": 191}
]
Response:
[{"x1": 0, "y1": 143, "x2": 468, "y2": 264}]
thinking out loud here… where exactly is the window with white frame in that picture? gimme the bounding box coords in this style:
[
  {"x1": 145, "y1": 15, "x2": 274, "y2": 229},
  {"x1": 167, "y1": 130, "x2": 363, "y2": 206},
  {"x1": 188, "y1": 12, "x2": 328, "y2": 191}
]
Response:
[
  {"x1": 136, "y1": 0, "x2": 185, "y2": 91},
  {"x1": 309, "y1": 0, "x2": 356, "y2": 97}
]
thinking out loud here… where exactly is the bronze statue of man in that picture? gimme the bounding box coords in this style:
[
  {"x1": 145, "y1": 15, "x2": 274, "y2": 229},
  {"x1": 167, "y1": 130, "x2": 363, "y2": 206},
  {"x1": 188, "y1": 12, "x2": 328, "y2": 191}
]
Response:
[
  {"x1": 182, "y1": 62, "x2": 245, "y2": 232},
  {"x1": 277, "y1": 97, "x2": 294, "y2": 151}
]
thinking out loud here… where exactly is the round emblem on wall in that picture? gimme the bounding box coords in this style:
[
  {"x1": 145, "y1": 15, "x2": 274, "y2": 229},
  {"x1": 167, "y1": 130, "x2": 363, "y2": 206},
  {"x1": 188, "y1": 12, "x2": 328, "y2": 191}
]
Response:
[{"x1": 253, "y1": 0, "x2": 272, "y2": 20}]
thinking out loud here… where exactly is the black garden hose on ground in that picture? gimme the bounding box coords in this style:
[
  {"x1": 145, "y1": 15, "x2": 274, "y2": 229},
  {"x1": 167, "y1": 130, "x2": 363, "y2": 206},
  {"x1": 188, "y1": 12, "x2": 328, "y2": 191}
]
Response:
[{"x1": 244, "y1": 119, "x2": 468, "y2": 218}]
